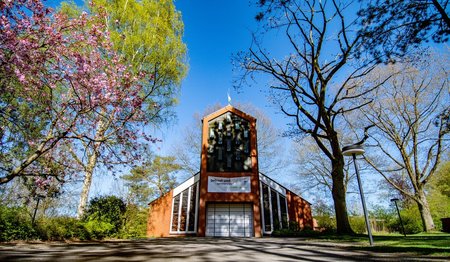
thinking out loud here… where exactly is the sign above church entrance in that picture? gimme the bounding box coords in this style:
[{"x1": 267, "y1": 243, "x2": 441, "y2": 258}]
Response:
[{"x1": 208, "y1": 176, "x2": 251, "y2": 193}]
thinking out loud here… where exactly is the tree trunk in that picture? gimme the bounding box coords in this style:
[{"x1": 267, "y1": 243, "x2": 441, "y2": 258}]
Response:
[
  {"x1": 76, "y1": 113, "x2": 109, "y2": 218},
  {"x1": 417, "y1": 188, "x2": 435, "y2": 232},
  {"x1": 76, "y1": 146, "x2": 100, "y2": 218},
  {"x1": 331, "y1": 158, "x2": 355, "y2": 235}
]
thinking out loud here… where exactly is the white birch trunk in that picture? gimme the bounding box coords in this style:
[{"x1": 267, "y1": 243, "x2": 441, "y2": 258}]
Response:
[{"x1": 76, "y1": 117, "x2": 108, "y2": 218}]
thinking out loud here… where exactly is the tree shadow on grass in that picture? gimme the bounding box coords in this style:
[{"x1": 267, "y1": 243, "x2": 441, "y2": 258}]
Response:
[{"x1": 350, "y1": 245, "x2": 450, "y2": 256}]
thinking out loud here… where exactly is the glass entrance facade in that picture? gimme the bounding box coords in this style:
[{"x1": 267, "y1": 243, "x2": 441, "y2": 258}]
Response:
[{"x1": 259, "y1": 179, "x2": 289, "y2": 234}]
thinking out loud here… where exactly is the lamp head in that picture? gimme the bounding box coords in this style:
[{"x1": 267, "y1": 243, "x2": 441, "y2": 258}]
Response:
[{"x1": 342, "y1": 144, "x2": 365, "y2": 156}]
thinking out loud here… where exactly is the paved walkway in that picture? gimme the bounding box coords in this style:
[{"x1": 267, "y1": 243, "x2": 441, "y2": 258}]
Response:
[{"x1": 0, "y1": 237, "x2": 448, "y2": 261}]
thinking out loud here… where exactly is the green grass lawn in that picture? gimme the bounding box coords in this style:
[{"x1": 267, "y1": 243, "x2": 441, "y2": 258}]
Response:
[{"x1": 310, "y1": 232, "x2": 450, "y2": 256}]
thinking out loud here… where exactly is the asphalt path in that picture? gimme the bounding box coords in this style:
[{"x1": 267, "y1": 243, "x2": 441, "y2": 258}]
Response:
[{"x1": 0, "y1": 237, "x2": 448, "y2": 261}]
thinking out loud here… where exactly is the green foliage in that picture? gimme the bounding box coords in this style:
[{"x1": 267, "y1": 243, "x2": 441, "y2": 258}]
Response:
[
  {"x1": 59, "y1": 1, "x2": 83, "y2": 18},
  {"x1": 315, "y1": 215, "x2": 337, "y2": 233},
  {"x1": 432, "y1": 160, "x2": 450, "y2": 197},
  {"x1": 0, "y1": 205, "x2": 36, "y2": 241},
  {"x1": 0, "y1": 196, "x2": 147, "y2": 241},
  {"x1": 427, "y1": 160, "x2": 450, "y2": 230},
  {"x1": 119, "y1": 204, "x2": 148, "y2": 239},
  {"x1": 349, "y1": 216, "x2": 367, "y2": 234},
  {"x1": 91, "y1": 0, "x2": 187, "y2": 81},
  {"x1": 83, "y1": 219, "x2": 115, "y2": 240},
  {"x1": 83, "y1": 195, "x2": 126, "y2": 235},
  {"x1": 123, "y1": 155, "x2": 180, "y2": 206},
  {"x1": 272, "y1": 221, "x2": 320, "y2": 237},
  {"x1": 272, "y1": 227, "x2": 321, "y2": 237},
  {"x1": 387, "y1": 206, "x2": 423, "y2": 234},
  {"x1": 35, "y1": 216, "x2": 90, "y2": 241},
  {"x1": 370, "y1": 205, "x2": 396, "y2": 222},
  {"x1": 89, "y1": 0, "x2": 187, "y2": 118}
]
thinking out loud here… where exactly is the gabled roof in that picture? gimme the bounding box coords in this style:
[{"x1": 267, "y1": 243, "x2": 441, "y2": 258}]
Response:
[{"x1": 202, "y1": 105, "x2": 256, "y2": 123}]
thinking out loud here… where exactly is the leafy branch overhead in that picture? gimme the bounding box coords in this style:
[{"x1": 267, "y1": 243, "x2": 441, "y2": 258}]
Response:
[{"x1": 358, "y1": 0, "x2": 449, "y2": 61}]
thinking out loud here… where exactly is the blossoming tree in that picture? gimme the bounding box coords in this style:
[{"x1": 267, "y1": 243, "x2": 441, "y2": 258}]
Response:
[{"x1": 0, "y1": 1, "x2": 145, "y2": 195}]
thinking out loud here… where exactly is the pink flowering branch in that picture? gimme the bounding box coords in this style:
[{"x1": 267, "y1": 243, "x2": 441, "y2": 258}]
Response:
[{"x1": 1, "y1": 0, "x2": 150, "y2": 185}]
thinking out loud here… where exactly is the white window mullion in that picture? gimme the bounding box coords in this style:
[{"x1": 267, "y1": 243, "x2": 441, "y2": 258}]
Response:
[
  {"x1": 285, "y1": 196, "x2": 289, "y2": 227},
  {"x1": 177, "y1": 192, "x2": 183, "y2": 232},
  {"x1": 277, "y1": 193, "x2": 282, "y2": 229},
  {"x1": 169, "y1": 196, "x2": 175, "y2": 233},
  {"x1": 268, "y1": 187, "x2": 273, "y2": 233},
  {"x1": 185, "y1": 186, "x2": 192, "y2": 233},
  {"x1": 259, "y1": 182, "x2": 266, "y2": 233},
  {"x1": 194, "y1": 183, "x2": 199, "y2": 232}
]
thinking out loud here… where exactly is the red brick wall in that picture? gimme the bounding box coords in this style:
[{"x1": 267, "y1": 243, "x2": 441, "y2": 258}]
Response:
[
  {"x1": 286, "y1": 191, "x2": 313, "y2": 229},
  {"x1": 147, "y1": 190, "x2": 173, "y2": 237}
]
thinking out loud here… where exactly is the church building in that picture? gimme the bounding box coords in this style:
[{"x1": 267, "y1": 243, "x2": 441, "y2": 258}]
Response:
[{"x1": 147, "y1": 105, "x2": 313, "y2": 237}]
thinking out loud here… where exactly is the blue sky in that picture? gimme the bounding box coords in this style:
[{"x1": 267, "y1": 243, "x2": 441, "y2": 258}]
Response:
[
  {"x1": 45, "y1": 0, "x2": 287, "y2": 146},
  {"x1": 42, "y1": 0, "x2": 385, "y2": 211},
  {"x1": 44, "y1": 0, "x2": 296, "y2": 196},
  {"x1": 159, "y1": 1, "x2": 278, "y2": 150}
]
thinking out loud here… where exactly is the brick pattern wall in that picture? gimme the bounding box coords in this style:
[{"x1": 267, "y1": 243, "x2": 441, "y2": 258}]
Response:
[{"x1": 147, "y1": 190, "x2": 173, "y2": 237}]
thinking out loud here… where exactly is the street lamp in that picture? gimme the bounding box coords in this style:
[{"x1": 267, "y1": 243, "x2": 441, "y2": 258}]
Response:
[
  {"x1": 390, "y1": 198, "x2": 406, "y2": 237},
  {"x1": 342, "y1": 144, "x2": 374, "y2": 246},
  {"x1": 32, "y1": 195, "x2": 45, "y2": 225}
]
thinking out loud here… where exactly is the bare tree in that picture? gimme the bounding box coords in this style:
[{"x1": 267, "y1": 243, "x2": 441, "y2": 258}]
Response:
[
  {"x1": 293, "y1": 137, "x2": 353, "y2": 196},
  {"x1": 236, "y1": 0, "x2": 387, "y2": 234},
  {"x1": 361, "y1": 53, "x2": 449, "y2": 231}
]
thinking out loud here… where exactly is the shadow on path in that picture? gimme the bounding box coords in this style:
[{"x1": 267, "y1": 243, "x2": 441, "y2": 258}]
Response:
[{"x1": 0, "y1": 237, "x2": 448, "y2": 262}]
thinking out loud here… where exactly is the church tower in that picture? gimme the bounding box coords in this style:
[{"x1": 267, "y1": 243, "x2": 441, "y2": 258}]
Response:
[{"x1": 197, "y1": 105, "x2": 261, "y2": 237}]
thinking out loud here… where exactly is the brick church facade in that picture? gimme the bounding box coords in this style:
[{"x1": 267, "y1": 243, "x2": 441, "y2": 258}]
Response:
[{"x1": 147, "y1": 105, "x2": 313, "y2": 237}]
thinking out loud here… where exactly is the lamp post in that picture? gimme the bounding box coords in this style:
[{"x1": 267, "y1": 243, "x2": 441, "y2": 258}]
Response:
[
  {"x1": 342, "y1": 144, "x2": 374, "y2": 246},
  {"x1": 390, "y1": 198, "x2": 406, "y2": 237},
  {"x1": 32, "y1": 195, "x2": 45, "y2": 225}
]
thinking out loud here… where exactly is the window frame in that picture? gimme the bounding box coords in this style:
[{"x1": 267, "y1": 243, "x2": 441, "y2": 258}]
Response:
[
  {"x1": 169, "y1": 182, "x2": 199, "y2": 234},
  {"x1": 260, "y1": 181, "x2": 289, "y2": 234}
]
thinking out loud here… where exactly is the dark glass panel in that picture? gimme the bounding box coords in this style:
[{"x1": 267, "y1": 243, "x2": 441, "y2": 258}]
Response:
[
  {"x1": 171, "y1": 194, "x2": 180, "y2": 231},
  {"x1": 262, "y1": 184, "x2": 271, "y2": 232},
  {"x1": 179, "y1": 189, "x2": 189, "y2": 231},
  {"x1": 271, "y1": 189, "x2": 280, "y2": 230},
  {"x1": 188, "y1": 183, "x2": 198, "y2": 232},
  {"x1": 218, "y1": 147, "x2": 223, "y2": 160},
  {"x1": 279, "y1": 195, "x2": 288, "y2": 229}
]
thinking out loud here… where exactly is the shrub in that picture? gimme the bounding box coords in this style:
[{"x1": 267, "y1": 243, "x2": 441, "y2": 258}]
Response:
[
  {"x1": 349, "y1": 216, "x2": 367, "y2": 234},
  {"x1": 119, "y1": 204, "x2": 147, "y2": 239},
  {"x1": 83, "y1": 195, "x2": 126, "y2": 236},
  {"x1": 83, "y1": 219, "x2": 115, "y2": 240},
  {"x1": 36, "y1": 216, "x2": 91, "y2": 241},
  {"x1": 314, "y1": 215, "x2": 336, "y2": 233},
  {"x1": 0, "y1": 205, "x2": 36, "y2": 242},
  {"x1": 272, "y1": 223, "x2": 321, "y2": 237},
  {"x1": 387, "y1": 206, "x2": 423, "y2": 234}
]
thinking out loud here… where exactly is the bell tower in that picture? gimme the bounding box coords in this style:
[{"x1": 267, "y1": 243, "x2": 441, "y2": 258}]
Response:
[{"x1": 197, "y1": 105, "x2": 262, "y2": 237}]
